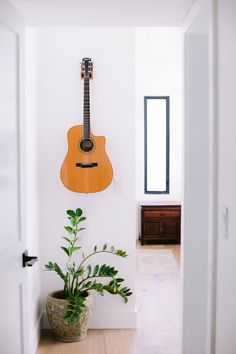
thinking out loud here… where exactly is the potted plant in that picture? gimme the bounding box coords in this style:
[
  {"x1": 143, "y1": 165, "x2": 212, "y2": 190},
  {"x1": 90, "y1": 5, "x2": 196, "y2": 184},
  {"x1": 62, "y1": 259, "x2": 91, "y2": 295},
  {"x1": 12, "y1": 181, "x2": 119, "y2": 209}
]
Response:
[{"x1": 45, "y1": 208, "x2": 132, "y2": 342}]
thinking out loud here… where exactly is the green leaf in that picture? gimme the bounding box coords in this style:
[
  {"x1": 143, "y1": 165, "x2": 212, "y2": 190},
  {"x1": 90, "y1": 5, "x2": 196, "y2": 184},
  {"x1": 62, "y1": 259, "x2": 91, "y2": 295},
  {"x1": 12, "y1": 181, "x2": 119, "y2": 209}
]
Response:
[
  {"x1": 99, "y1": 264, "x2": 107, "y2": 275},
  {"x1": 75, "y1": 267, "x2": 84, "y2": 277},
  {"x1": 67, "y1": 263, "x2": 76, "y2": 275},
  {"x1": 78, "y1": 227, "x2": 86, "y2": 232},
  {"x1": 94, "y1": 245, "x2": 97, "y2": 252},
  {"x1": 102, "y1": 280, "x2": 132, "y2": 303},
  {"x1": 67, "y1": 210, "x2": 76, "y2": 217},
  {"x1": 115, "y1": 249, "x2": 127, "y2": 257},
  {"x1": 71, "y1": 218, "x2": 77, "y2": 227},
  {"x1": 103, "y1": 285, "x2": 115, "y2": 294},
  {"x1": 122, "y1": 296, "x2": 128, "y2": 304},
  {"x1": 109, "y1": 279, "x2": 115, "y2": 287},
  {"x1": 79, "y1": 217, "x2": 86, "y2": 222},
  {"x1": 68, "y1": 246, "x2": 81, "y2": 256},
  {"x1": 76, "y1": 208, "x2": 83, "y2": 217},
  {"x1": 63, "y1": 294, "x2": 86, "y2": 324},
  {"x1": 90, "y1": 281, "x2": 104, "y2": 294},
  {"x1": 108, "y1": 266, "x2": 118, "y2": 277},
  {"x1": 53, "y1": 263, "x2": 66, "y2": 281},
  {"x1": 93, "y1": 264, "x2": 99, "y2": 276},
  {"x1": 87, "y1": 264, "x2": 92, "y2": 277},
  {"x1": 61, "y1": 246, "x2": 70, "y2": 256},
  {"x1": 103, "y1": 243, "x2": 107, "y2": 251},
  {"x1": 98, "y1": 264, "x2": 118, "y2": 277},
  {"x1": 121, "y1": 287, "x2": 128, "y2": 293},
  {"x1": 110, "y1": 246, "x2": 115, "y2": 252},
  {"x1": 125, "y1": 291, "x2": 133, "y2": 296},
  {"x1": 62, "y1": 236, "x2": 72, "y2": 244},
  {"x1": 45, "y1": 261, "x2": 54, "y2": 270},
  {"x1": 64, "y1": 226, "x2": 73, "y2": 234},
  {"x1": 116, "y1": 278, "x2": 125, "y2": 283},
  {"x1": 82, "y1": 281, "x2": 92, "y2": 288},
  {"x1": 76, "y1": 296, "x2": 86, "y2": 308}
]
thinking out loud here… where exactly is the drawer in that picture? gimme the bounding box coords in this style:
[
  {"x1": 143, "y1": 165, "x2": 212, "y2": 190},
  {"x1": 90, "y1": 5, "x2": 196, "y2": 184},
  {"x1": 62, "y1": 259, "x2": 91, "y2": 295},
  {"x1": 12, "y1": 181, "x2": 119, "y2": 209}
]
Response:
[
  {"x1": 143, "y1": 210, "x2": 180, "y2": 218},
  {"x1": 143, "y1": 220, "x2": 162, "y2": 237}
]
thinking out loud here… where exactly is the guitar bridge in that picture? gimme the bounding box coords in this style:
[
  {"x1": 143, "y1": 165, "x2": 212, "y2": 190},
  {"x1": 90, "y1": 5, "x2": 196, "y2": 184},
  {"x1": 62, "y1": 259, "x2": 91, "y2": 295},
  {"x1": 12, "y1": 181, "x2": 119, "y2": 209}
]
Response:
[{"x1": 76, "y1": 162, "x2": 98, "y2": 168}]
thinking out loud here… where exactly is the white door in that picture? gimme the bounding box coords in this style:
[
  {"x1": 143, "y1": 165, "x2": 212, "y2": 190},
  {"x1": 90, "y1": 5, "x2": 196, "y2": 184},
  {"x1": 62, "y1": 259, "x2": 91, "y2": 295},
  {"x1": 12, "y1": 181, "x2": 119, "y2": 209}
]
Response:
[{"x1": 0, "y1": 16, "x2": 28, "y2": 354}]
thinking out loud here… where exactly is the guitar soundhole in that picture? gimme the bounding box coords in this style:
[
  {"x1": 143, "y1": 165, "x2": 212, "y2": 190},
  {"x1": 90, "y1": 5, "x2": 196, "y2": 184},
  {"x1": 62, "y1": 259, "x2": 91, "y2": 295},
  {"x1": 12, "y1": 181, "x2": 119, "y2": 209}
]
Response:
[{"x1": 79, "y1": 138, "x2": 94, "y2": 152}]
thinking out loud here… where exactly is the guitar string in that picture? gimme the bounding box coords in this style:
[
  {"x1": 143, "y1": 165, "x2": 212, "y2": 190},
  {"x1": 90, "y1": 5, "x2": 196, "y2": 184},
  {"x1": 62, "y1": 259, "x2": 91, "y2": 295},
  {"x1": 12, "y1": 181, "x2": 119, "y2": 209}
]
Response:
[{"x1": 83, "y1": 77, "x2": 90, "y2": 139}]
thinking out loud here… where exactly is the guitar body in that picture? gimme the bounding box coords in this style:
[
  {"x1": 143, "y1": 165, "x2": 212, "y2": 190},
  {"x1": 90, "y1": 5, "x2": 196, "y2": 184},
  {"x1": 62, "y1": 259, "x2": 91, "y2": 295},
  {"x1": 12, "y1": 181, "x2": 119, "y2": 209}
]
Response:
[{"x1": 60, "y1": 125, "x2": 113, "y2": 193}]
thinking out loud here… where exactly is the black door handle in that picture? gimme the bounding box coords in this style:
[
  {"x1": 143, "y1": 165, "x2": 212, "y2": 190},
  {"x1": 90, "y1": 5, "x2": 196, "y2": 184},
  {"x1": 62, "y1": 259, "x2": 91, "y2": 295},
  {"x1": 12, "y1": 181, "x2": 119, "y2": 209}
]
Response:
[{"x1": 22, "y1": 251, "x2": 38, "y2": 267}]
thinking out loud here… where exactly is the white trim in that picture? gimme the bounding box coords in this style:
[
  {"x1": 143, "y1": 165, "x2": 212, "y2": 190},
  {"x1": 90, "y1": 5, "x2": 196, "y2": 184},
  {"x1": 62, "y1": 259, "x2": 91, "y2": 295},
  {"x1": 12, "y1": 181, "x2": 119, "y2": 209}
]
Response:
[
  {"x1": 29, "y1": 315, "x2": 41, "y2": 354},
  {"x1": 41, "y1": 309, "x2": 137, "y2": 330},
  {"x1": 90, "y1": 309, "x2": 137, "y2": 328},
  {"x1": 183, "y1": 0, "x2": 207, "y2": 29},
  {"x1": 0, "y1": 0, "x2": 25, "y2": 32},
  {"x1": 180, "y1": 23, "x2": 186, "y2": 354},
  {"x1": 206, "y1": 0, "x2": 218, "y2": 353},
  {"x1": 182, "y1": 1, "x2": 218, "y2": 353}
]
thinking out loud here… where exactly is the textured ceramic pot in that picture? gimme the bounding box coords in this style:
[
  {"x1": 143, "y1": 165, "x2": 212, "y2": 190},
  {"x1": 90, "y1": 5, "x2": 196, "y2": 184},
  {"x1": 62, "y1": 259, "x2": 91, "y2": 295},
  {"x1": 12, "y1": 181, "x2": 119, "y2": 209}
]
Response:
[{"x1": 46, "y1": 291, "x2": 93, "y2": 342}]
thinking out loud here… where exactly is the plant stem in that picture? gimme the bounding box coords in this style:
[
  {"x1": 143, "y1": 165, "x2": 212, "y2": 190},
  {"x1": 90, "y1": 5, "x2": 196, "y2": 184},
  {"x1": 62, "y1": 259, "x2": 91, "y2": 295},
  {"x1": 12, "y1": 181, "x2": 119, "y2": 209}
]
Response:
[
  {"x1": 78, "y1": 250, "x2": 116, "y2": 270},
  {"x1": 74, "y1": 250, "x2": 116, "y2": 290},
  {"x1": 68, "y1": 222, "x2": 79, "y2": 293},
  {"x1": 78, "y1": 274, "x2": 111, "y2": 287}
]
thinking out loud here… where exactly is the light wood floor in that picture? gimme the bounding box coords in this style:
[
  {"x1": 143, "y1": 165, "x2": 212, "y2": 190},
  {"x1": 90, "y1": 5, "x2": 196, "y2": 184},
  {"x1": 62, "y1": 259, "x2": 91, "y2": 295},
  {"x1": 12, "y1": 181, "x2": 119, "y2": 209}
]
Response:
[{"x1": 37, "y1": 241, "x2": 181, "y2": 354}]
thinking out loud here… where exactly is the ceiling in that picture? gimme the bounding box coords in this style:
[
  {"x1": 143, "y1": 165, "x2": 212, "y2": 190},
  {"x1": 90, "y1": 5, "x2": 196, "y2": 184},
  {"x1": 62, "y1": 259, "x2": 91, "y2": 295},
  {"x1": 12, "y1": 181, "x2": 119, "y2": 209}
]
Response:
[{"x1": 10, "y1": 0, "x2": 198, "y2": 27}]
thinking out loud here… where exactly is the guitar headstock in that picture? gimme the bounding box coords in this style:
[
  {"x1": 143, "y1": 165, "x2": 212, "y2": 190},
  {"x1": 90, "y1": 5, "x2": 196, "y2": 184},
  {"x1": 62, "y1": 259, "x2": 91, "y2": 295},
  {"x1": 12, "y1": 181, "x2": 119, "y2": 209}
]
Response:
[{"x1": 81, "y1": 58, "x2": 93, "y2": 80}]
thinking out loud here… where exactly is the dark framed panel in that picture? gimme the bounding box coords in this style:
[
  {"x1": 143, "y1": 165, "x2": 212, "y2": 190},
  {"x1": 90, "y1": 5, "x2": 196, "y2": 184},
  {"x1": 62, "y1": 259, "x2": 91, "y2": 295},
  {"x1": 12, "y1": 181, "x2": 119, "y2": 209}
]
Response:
[{"x1": 144, "y1": 96, "x2": 170, "y2": 194}]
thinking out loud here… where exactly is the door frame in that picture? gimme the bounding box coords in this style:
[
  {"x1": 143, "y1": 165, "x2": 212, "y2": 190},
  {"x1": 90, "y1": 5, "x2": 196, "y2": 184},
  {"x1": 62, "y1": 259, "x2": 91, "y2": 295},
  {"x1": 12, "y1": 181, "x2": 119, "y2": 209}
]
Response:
[{"x1": 182, "y1": 0, "x2": 217, "y2": 353}]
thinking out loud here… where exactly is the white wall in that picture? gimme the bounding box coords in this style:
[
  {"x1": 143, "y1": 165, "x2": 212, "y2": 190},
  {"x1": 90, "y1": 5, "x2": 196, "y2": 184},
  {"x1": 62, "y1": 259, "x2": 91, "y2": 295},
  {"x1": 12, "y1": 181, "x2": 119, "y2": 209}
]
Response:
[
  {"x1": 26, "y1": 27, "x2": 137, "y2": 328},
  {"x1": 26, "y1": 26, "x2": 184, "y2": 330},
  {"x1": 135, "y1": 28, "x2": 183, "y2": 204},
  {"x1": 215, "y1": 0, "x2": 236, "y2": 353}
]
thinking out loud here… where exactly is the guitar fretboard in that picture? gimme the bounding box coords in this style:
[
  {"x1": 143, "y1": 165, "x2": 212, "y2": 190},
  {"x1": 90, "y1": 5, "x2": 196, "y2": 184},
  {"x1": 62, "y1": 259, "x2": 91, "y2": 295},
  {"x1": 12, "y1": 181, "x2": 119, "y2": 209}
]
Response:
[{"x1": 83, "y1": 77, "x2": 90, "y2": 138}]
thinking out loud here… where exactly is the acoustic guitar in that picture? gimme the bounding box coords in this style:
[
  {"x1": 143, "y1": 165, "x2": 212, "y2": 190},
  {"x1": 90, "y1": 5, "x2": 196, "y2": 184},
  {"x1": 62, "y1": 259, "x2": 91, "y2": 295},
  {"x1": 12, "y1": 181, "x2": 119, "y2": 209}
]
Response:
[{"x1": 60, "y1": 58, "x2": 113, "y2": 193}]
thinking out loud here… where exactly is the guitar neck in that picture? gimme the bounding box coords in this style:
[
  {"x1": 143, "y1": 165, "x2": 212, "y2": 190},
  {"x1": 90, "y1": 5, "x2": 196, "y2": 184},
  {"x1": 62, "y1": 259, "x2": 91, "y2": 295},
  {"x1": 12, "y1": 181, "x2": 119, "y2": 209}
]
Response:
[{"x1": 83, "y1": 77, "x2": 90, "y2": 138}]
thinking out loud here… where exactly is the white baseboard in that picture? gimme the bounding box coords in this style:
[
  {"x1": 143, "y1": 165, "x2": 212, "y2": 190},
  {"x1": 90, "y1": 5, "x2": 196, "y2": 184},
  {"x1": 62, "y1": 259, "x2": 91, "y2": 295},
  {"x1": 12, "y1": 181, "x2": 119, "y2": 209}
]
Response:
[
  {"x1": 29, "y1": 313, "x2": 42, "y2": 354},
  {"x1": 89, "y1": 309, "x2": 137, "y2": 328},
  {"x1": 41, "y1": 308, "x2": 137, "y2": 329}
]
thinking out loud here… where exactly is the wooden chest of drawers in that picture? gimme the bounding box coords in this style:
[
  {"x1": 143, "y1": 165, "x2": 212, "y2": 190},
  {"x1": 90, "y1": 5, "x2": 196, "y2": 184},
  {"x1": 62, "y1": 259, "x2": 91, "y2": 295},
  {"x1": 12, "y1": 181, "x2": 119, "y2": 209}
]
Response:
[{"x1": 140, "y1": 205, "x2": 181, "y2": 245}]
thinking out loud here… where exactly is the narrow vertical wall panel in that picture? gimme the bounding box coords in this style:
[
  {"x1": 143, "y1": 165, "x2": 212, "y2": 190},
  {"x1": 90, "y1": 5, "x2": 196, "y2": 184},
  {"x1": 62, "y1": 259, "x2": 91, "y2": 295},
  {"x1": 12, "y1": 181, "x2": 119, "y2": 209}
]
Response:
[{"x1": 183, "y1": 7, "x2": 210, "y2": 354}]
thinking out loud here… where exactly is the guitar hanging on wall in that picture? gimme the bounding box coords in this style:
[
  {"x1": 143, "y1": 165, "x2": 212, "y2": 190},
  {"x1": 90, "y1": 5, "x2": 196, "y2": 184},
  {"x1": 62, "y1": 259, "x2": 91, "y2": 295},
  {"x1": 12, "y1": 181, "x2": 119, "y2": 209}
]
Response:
[{"x1": 60, "y1": 58, "x2": 113, "y2": 193}]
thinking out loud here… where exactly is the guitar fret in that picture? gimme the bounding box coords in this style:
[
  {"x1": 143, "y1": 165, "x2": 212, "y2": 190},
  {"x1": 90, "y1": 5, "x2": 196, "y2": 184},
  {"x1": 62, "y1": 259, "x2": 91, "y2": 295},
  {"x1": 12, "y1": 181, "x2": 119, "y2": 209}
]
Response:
[{"x1": 83, "y1": 77, "x2": 90, "y2": 138}]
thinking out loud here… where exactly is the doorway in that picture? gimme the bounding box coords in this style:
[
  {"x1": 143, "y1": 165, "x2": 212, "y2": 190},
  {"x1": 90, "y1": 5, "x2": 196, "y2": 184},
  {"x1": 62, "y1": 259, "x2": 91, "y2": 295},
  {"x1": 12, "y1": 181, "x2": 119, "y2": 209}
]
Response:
[{"x1": 135, "y1": 27, "x2": 183, "y2": 354}]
